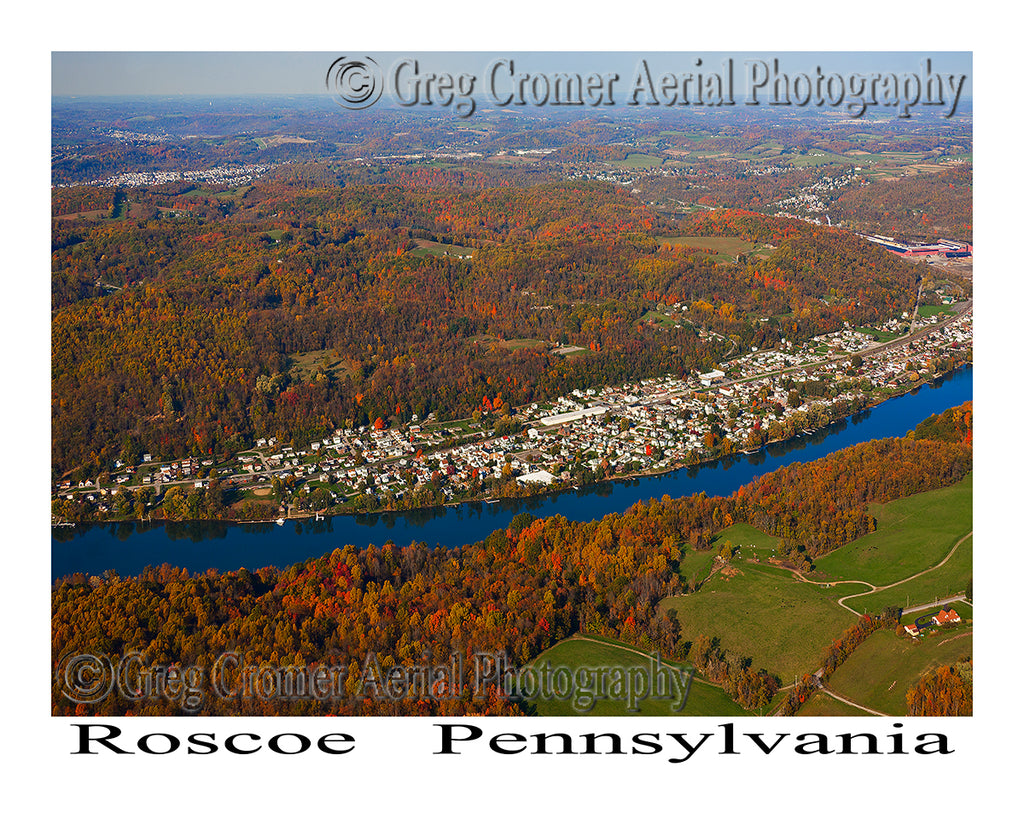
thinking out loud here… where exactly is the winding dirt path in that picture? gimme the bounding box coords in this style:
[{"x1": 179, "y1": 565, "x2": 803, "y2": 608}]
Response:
[{"x1": 784, "y1": 529, "x2": 972, "y2": 614}]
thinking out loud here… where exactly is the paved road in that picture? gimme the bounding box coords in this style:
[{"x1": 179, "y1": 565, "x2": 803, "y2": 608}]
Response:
[{"x1": 903, "y1": 595, "x2": 968, "y2": 616}]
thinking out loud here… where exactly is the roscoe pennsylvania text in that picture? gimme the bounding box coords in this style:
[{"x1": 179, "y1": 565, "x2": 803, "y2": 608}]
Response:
[{"x1": 71, "y1": 723, "x2": 953, "y2": 760}]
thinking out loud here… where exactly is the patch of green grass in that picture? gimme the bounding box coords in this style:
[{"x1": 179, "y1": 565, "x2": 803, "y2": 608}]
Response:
[
  {"x1": 639, "y1": 310, "x2": 680, "y2": 329},
  {"x1": 918, "y1": 304, "x2": 954, "y2": 318},
  {"x1": 854, "y1": 326, "x2": 903, "y2": 343},
  {"x1": 656, "y1": 235, "x2": 758, "y2": 257},
  {"x1": 528, "y1": 635, "x2": 751, "y2": 716},
  {"x1": 711, "y1": 522, "x2": 783, "y2": 562},
  {"x1": 845, "y1": 536, "x2": 972, "y2": 614},
  {"x1": 678, "y1": 546, "x2": 717, "y2": 588},
  {"x1": 660, "y1": 563, "x2": 857, "y2": 681},
  {"x1": 410, "y1": 239, "x2": 474, "y2": 259},
  {"x1": 814, "y1": 474, "x2": 972, "y2": 587},
  {"x1": 610, "y1": 153, "x2": 665, "y2": 168},
  {"x1": 501, "y1": 338, "x2": 547, "y2": 351},
  {"x1": 827, "y1": 626, "x2": 972, "y2": 715}
]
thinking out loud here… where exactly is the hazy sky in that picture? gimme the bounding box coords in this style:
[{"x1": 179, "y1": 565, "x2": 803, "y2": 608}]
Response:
[{"x1": 52, "y1": 52, "x2": 972, "y2": 98}]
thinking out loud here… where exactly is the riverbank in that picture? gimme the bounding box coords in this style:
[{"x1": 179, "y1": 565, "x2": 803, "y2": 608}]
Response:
[
  {"x1": 51, "y1": 363, "x2": 972, "y2": 580},
  {"x1": 54, "y1": 358, "x2": 971, "y2": 528}
]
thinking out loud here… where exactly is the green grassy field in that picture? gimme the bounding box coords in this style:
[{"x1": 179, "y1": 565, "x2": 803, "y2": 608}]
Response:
[
  {"x1": 410, "y1": 239, "x2": 474, "y2": 259},
  {"x1": 844, "y1": 535, "x2": 972, "y2": 614},
  {"x1": 826, "y1": 626, "x2": 972, "y2": 715},
  {"x1": 814, "y1": 474, "x2": 972, "y2": 587},
  {"x1": 639, "y1": 310, "x2": 681, "y2": 329},
  {"x1": 656, "y1": 235, "x2": 771, "y2": 263},
  {"x1": 500, "y1": 338, "x2": 547, "y2": 350},
  {"x1": 657, "y1": 235, "x2": 757, "y2": 256},
  {"x1": 527, "y1": 635, "x2": 752, "y2": 716},
  {"x1": 660, "y1": 562, "x2": 857, "y2": 681},
  {"x1": 919, "y1": 304, "x2": 955, "y2": 318},
  {"x1": 710, "y1": 522, "x2": 783, "y2": 562},
  {"x1": 677, "y1": 545, "x2": 718, "y2": 589}
]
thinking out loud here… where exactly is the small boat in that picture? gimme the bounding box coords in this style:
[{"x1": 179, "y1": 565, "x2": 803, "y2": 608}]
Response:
[{"x1": 275, "y1": 517, "x2": 285, "y2": 525}]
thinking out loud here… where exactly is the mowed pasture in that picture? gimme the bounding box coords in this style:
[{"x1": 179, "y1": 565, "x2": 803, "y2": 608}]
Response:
[
  {"x1": 918, "y1": 304, "x2": 955, "y2": 318},
  {"x1": 813, "y1": 473, "x2": 972, "y2": 588},
  {"x1": 844, "y1": 535, "x2": 972, "y2": 615},
  {"x1": 527, "y1": 635, "x2": 751, "y2": 717},
  {"x1": 677, "y1": 544, "x2": 718, "y2": 589},
  {"x1": 825, "y1": 626, "x2": 972, "y2": 716},
  {"x1": 656, "y1": 235, "x2": 771, "y2": 262},
  {"x1": 410, "y1": 239, "x2": 474, "y2": 260},
  {"x1": 711, "y1": 522, "x2": 784, "y2": 562},
  {"x1": 660, "y1": 562, "x2": 857, "y2": 682}
]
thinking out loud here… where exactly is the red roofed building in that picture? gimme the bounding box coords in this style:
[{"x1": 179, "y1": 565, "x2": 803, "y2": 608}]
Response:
[{"x1": 932, "y1": 608, "x2": 961, "y2": 626}]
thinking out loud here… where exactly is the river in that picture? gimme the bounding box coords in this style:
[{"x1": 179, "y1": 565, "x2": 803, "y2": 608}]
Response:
[{"x1": 51, "y1": 364, "x2": 972, "y2": 580}]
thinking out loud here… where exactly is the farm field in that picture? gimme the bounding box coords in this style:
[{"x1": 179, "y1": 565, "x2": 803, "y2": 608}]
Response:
[
  {"x1": 826, "y1": 625, "x2": 972, "y2": 715},
  {"x1": 710, "y1": 522, "x2": 783, "y2": 562},
  {"x1": 655, "y1": 235, "x2": 770, "y2": 261},
  {"x1": 844, "y1": 535, "x2": 972, "y2": 614},
  {"x1": 410, "y1": 239, "x2": 474, "y2": 259},
  {"x1": 813, "y1": 473, "x2": 972, "y2": 587},
  {"x1": 677, "y1": 544, "x2": 718, "y2": 589},
  {"x1": 527, "y1": 635, "x2": 751, "y2": 717},
  {"x1": 659, "y1": 562, "x2": 857, "y2": 682}
]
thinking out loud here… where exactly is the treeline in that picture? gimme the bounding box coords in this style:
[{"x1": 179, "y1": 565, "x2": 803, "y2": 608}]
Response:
[
  {"x1": 777, "y1": 611, "x2": 898, "y2": 716},
  {"x1": 912, "y1": 401, "x2": 972, "y2": 444},
  {"x1": 52, "y1": 423, "x2": 971, "y2": 716},
  {"x1": 52, "y1": 175, "x2": 925, "y2": 481},
  {"x1": 906, "y1": 660, "x2": 972, "y2": 716},
  {"x1": 735, "y1": 433, "x2": 972, "y2": 563},
  {"x1": 831, "y1": 165, "x2": 972, "y2": 242}
]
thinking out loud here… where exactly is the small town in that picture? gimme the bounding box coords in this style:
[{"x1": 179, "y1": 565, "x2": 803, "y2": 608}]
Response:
[{"x1": 52, "y1": 301, "x2": 972, "y2": 524}]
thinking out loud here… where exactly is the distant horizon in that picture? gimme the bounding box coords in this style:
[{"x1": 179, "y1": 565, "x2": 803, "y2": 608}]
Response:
[{"x1": 52, "y1": 51, "x2": 972, "y2": 99}]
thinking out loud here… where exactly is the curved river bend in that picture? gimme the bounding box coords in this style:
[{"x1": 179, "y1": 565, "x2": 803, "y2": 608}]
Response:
[{"x1": 52, "y1": 365, "x2": 972, "y2": 580}]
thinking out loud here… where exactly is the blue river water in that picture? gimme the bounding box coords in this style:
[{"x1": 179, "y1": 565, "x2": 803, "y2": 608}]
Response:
[{"x1": 51, "y1": 365, "x2": 972, "y2": 580}]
